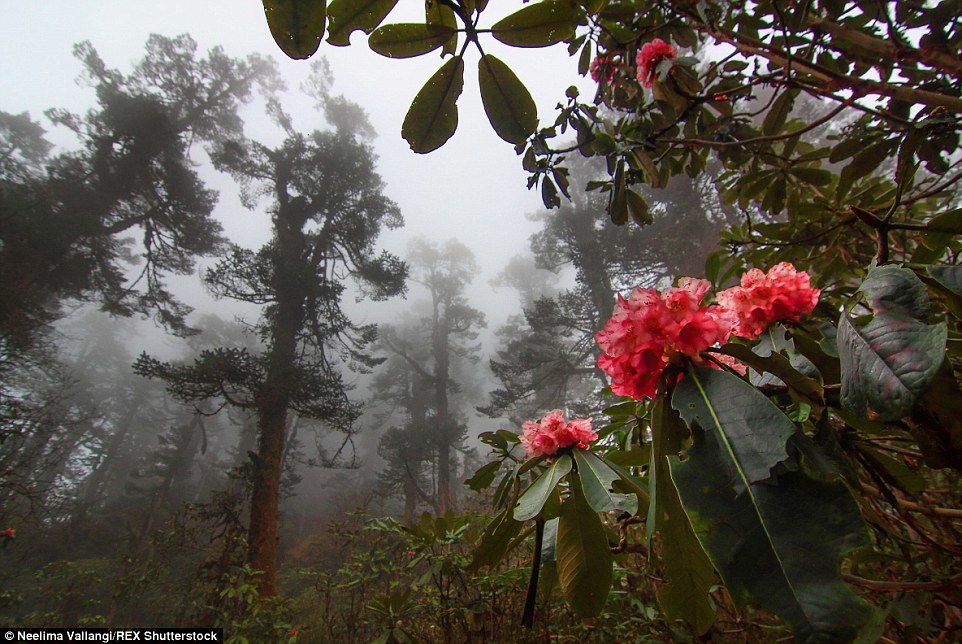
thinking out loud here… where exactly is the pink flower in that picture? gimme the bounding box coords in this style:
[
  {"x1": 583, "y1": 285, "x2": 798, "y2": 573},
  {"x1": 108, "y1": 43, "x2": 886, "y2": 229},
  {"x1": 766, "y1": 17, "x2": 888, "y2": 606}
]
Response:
[
  {"x1": 596, "y1": 278, "x2": 732, "y2": 400},
  {"x1": 636, "y1": 38, "x2": 677, "y2": 88},
  {"x1": 520, "y1": 410, "x2": 598, "y2": 458},
  {"x1": 716, "y1": 263, "x2": 820, "y2": 339},
  {"x1": 2, "y1": 528, "x2": 14, "y2": 539},
  {"x1": 589, "y1": 55, "x2": 620, "y2": 84}
]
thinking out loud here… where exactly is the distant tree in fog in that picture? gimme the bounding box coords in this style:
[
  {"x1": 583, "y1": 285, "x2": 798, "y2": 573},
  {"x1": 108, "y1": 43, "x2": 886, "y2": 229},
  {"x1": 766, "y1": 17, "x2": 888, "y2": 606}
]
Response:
[
  {"x1": 374, "y1": 238, "x2": 486, "y2": 518},
  {"x1": 136, "y1": 64, "x2": 407, "y2": 595}
]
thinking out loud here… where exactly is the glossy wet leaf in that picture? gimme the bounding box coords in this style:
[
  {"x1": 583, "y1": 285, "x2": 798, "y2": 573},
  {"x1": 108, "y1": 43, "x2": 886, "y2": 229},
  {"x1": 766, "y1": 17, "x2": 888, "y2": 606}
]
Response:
[
  {"x1": 478, "y1": 55, "x2": 537, "y2": 145},
  {"x1": 402, "y1": 56, "x2": 464, "y2": 153},
  {"x1": 839, "y1": 265, "x2": 947, "y2": 421},
  {"x1": 262, "y1": 0, "x2": 327, "y2": 59},
  {"x1": 513, "y1": 454, "x2": 571, "y2": 521},
  {"x1": 762, "y1": 90, "x2": 794, "y2": 136},
  {"x1": 671, "y1": 367, "x2": 879, "y2": 642},
  {"x1": 491, "y1": 0, "x2": 578, "y2": 48},
  {"x1": 368, "y1": 23, "x2": 457, "y2": 58},
  {"x1": 650, "y1": 395, "x2": 716, "y2": 634},
  {"x1": 927, "y1": 264, "x2": 962, "y2": 298},
  {"x1": 327, "y1": 0, "x2": 398, "y2": 46},
  {"x1": 425, "y1": 0, "x2": 458, "y2": 56},
  {"x1": 572, "y1": 449, "x2": 637, "y2": 515},
  {"x1": 465, "y1": 460, "x2": 502, "y2": 492},
  {"x1": 557, "y1": 476, "x2": 612, "y2": 617}
]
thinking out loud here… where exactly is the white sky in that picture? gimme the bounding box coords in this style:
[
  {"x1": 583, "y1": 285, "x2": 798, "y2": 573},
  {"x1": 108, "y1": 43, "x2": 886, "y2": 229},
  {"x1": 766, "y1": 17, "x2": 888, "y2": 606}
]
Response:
[{"x1": 1, "y1": 1, "x2": 594, "y2": 334}]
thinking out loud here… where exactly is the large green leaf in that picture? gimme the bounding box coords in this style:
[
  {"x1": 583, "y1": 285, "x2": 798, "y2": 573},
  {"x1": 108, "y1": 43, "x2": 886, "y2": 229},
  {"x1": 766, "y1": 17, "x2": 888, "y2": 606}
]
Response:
[
  {"x1": 572, "y1": 449, "x2": 637, "y2": 515},
  {"x1": 920, "y1": 208, "x2": 962, "y2": 251},
  {"x1": 478, "y1": 55, "x2": 537, "y2": 145},
  {"x1": 673, "y1": 367, "x2": 793, "y2": 488},
  {"x1": 671, "y1": 367, "x2": 878, "y2": 642},
  {"x1": 858, "y1": 264, "x2": 930, "y2": 318},
  {"x1": 650, "y1": 395, "x2": 716, "y2": 635},
  {"x1": 425, "y1": 0, "x2": 458, "y2": 56},
  {"x1": 762, "y1": 90, "x2": 795, "y2": 136},
  {"x1": 490, "y1": 0, "x2": 578, "y2": 48},
  {"x1": 368, "y1": 23, "x2": 457, "y2": 58},
  {"x1": 927, "y1": 264, "x2": 962, "y2": 298},
  {"x1": 464, "y1": 460, "x2": 501, "y2": 492},
  {"x1": 327, "y1": 0, "x2": 398, "y2": 46},
  {"x1": 514, "y1": 454, "x2": 571, "y2": 521},
  {"x1": 262, "y1": 0, "x2": 327, "y2": 59},
  {"x1": 839, "y1": 265, "x2": 947, "y2": 422},
  {"x1": 556, "y1": 477, "x2": 612, "y2": 618},
  {"x1": 401, "y1": 56, "x2": 464, "y2": 153}
]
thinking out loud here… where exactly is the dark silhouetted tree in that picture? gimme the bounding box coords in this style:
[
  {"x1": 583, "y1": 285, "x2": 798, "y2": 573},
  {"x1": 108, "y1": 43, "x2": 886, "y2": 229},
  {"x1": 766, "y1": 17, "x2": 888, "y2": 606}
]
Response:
[
  {"x1": 136, "y1": 67, "x2": 406, "y2": 595},
  {"x1": 0, "y1": 35, "x2": 277, "y2": 356}
]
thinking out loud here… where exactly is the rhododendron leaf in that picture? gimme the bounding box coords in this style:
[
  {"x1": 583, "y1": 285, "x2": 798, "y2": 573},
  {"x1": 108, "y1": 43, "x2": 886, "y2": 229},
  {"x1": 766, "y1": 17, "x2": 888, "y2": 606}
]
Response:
[
  {"x1": 762, "y1": 90, "x2": 795, "y2": 136},
  {"x1": 262, "y1": 0, "x2": 327, "y2": 59},
  {"x1": 603, "y1": 445, "x2": 650, "y2": 468},
  {"x1": 912, "y1": 358, "x2": 962, "y2": 469},
  {"x1": 715, "y1": 344, "x2": 824, "y2": 409},
  {"x1": 513, "y1": 454, "x2": 572, "y2": 521},
  {"x1": 491, "y1": 0, "x2": 578, "y2": 48},
  {"x1": 326, "y1": 0, "x2": 398, "y2": 46},
  {"x1": 465, "y1": 460, "x2": 502, "y2": 492},
  {"x1": 368, "y1": 23, "x2": 457, "y2": 59},
  {"x1": 925, "y1": 265, "x2": 962, "y2": 320},
  {"x1": 859, "y1": 444, "x2": 926, "y2": 494},
  {"x1": 859, "y1": 264, "x2": 930, "y2": 318},
  {"x1": 609, "y1": 158, "x2": 628, "y2": 224},
  {"x1": 573, "y1": 449, "x2": 638, "y2": 515},
  {"x1": 402, "y1": 56, "x2": 464, "y2": 153},
  {"x1": 557, "y1": 477, "x2": 612, "y2": 617},
  {"x1": 541, "y1": 175, "x2": 560, "y2": 208},
  {"x1": 626, "y1": 188, "x2": 652, "y2": 226},
  {"x1": 656, "y1": 477, "x2": 718, "y2": 636},
  {"x1": 541, "y1": 517, "x2": 559, "y2": 562},
  {"x1": 649, "y1": 395, "x2": 716, "y2": 634},
  {"x1": 425, "y1": 0, "x2": 458, "y2": 56},
  {"x1": 478, "y1": 55, "x2": 538, "y2": 145},
  {"x1": 672, "y1": 367, "x2": 792, "y2": 491},
  {"x1": 839, "y1": 265, "x2": 947, "y2": 422},
  {"x1": 670, "y1": 367, "x2": 878, "y2": 641},
  {"x1": 927, "y1": 265, "x2": 962, "y2": 298},
  {"x1": 492, "y1": 462, "x2": 518, "y2": 510},
  {"x1": 920, "y1": 208, "x2": 962, "y2": 251}
]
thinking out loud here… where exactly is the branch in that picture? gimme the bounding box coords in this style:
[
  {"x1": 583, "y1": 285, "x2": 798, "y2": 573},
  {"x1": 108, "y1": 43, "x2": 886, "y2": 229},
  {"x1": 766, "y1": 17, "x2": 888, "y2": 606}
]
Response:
[
  {"x1": 700, "y1": 23, "x2": 962, "y2": 113},
  {"x1": 842, "y1": 572, "x2": 962, "y2": 593},
  {"x1": 805, "y1": 15, "x2": 962, "y2": 79}
]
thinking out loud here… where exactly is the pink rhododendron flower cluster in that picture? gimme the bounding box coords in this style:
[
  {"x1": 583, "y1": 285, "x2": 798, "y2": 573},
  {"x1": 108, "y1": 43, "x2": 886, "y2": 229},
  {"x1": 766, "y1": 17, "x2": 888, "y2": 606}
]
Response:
[
  {"x1": 589, "y1": 55, "x2": 620, "y2": 84},
  {"x1": 594, "y1": 264, "x2": 819, "y2": 400},
  {"x1": 595, "y1": 278, "x2": 733, "y2": 399},
  {"x1": 520, "y1": 409, "x2": 598, "y2": 458},
  {"x1": 636, "y1": 38, "x2": 677, "y2": 88},
  {"x1": 716, "y1": 263, "x2": 821, "y2": 339}
]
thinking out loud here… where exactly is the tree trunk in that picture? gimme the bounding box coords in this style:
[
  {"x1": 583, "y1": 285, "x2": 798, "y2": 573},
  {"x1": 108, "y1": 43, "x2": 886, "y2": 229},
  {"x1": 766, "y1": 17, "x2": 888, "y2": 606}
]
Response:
[
  {"x1": 434, "y1": 312, "x2": 452, "y2": 514},
  {"x1": 246, "y1": 174, "x2": 307, "y2": 597},
  {"x1": 247, "y1": 390, "x2": 288, "y2": 595}
]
